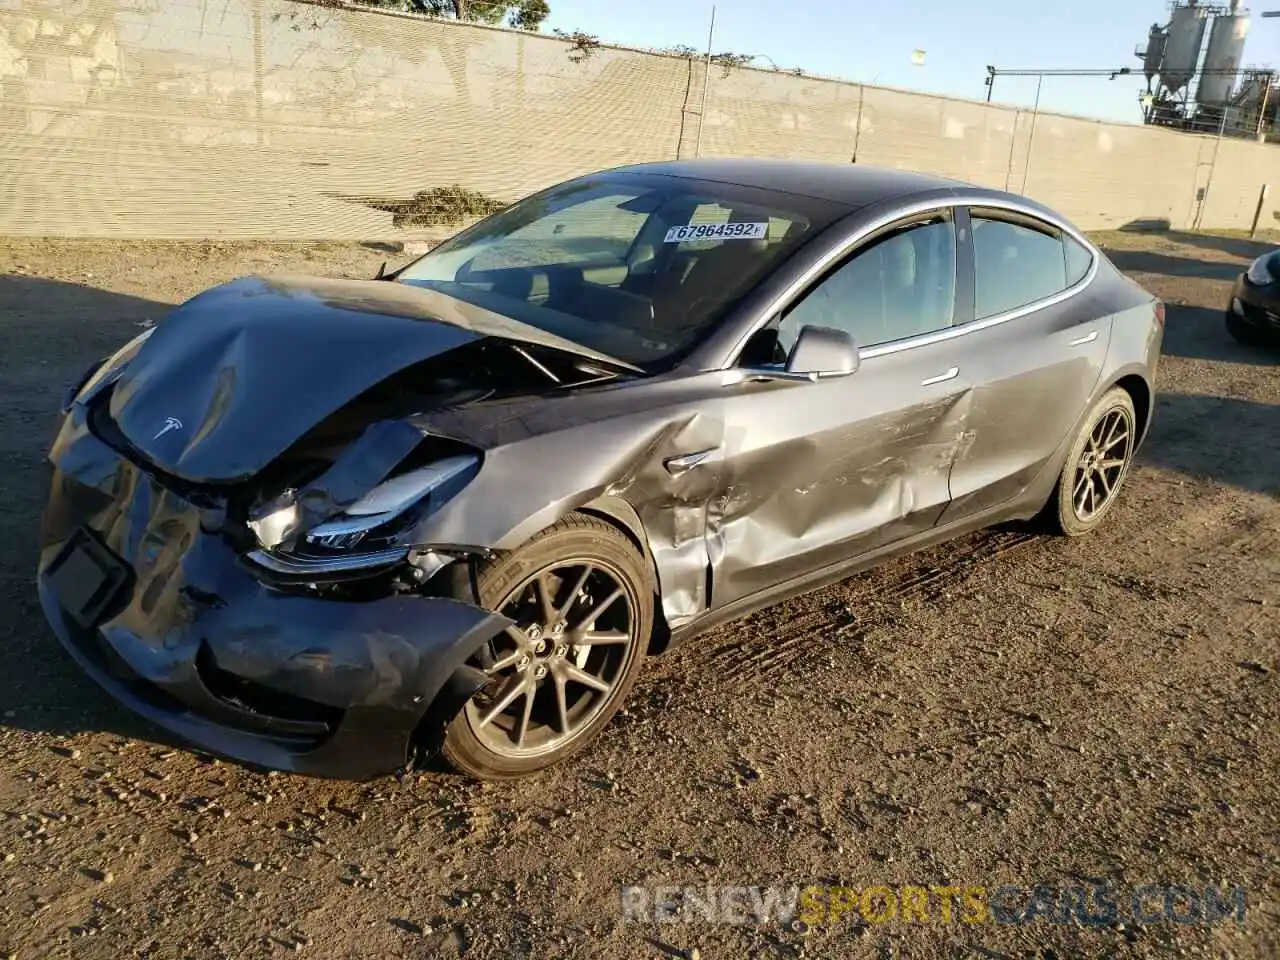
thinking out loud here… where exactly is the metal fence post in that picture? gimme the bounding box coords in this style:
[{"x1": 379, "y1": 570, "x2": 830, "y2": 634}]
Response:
[
  {"x1": 693, "y1": 5, "x2": 716, "y2": 158},
  {"x1": 1250, "y1": 184, "x2": 1271, "y2": 238},
  {"x1": 1018, "y1": 74, "x2": 1043, "y2": 195},
  {"x1": 851, "y1": 85, "x2": 865, "y2": 163},
  {"x1": 1256, "y1": 73, "x2": 1273, "y2": 142}
]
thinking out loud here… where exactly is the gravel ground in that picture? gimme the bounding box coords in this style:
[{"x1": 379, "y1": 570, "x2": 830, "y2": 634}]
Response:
[{"x1": 0, "y1": 232, "x2": 1277, "y2": 959}]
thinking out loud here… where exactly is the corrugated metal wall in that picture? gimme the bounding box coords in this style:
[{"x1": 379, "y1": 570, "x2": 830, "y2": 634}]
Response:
[{"x1": 1, "y1": 0, "x2": 1276, "y2": 239}]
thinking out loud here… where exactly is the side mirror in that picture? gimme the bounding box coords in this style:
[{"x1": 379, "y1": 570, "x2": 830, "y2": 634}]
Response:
[{"x1": 785, "y1": 325, "x2": 860, "y2": 379}]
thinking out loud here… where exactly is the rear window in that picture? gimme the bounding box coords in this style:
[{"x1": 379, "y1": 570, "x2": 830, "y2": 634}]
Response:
[
  {"x1": 971, "y1": 215, "x2": 1069, "y2": 319},
  {"x1": 1065, "y1": 235, "x2": 1094, "y2": 286},
  {"x1": 397, "y1": 177, "x2": 835, "y2": 367}
]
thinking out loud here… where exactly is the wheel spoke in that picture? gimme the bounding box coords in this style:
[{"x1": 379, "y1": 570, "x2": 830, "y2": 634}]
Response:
[
  {"x1": 1097, "y1": 468, "x2": 1114, "y2": 499},
  {"x1": 1102, "y1": 430, "x2": 1129, "y2": 452},
  {"x1": 559, "y1": 564, "x2": 594, "y2": 618},
  {"x1": 1102, "y1": 413, "x2": 1123, "y2": 449},
  {"x1": 553, "y1": 673, "x2": 570, "y2": 735},
  {"x1": 513, "y1": 681, "x2": 536, "y2": 747},
  {"x1": 533, "y1": 572, "x2": 557, "y2": 626},
  {"x1": 502, "y1": 625, "x2": 531, "y2": 649},
  {"x1": 575, "y1": 586, "x2": 624, "y2": 630},
  {"x1": 486, "y1": 649, "x2": 525, "y2": 674},
  {"x1": 478, "y1": 675, "x2": 527, "y2": 728},
  {"x1": 1098, "y1": 458, "x2": 1126, "y2": 470},
  {"x1": 578, "y1": 629, "x2": 630, "y2": 646},
  {"x1": 1073, "y1": 467, "x2": 1091, "y2": 514},
  {"x1": 562, "y1": 663, "x2": 611, "y2": 694},
  {"x1": 1090, "y1": 418, "x2": 1109, "y2": 448}
]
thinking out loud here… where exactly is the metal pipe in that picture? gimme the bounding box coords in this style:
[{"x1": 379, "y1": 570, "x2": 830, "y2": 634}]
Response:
[
  {"x1": 851, "y1": 86, "x2": 865, "y2": 163},
  {"x1": 253, "y1": 0, "x2": 264, "y2": 146},
  {"x1": 1250, "y1": 185, "x2": 1271, "y2": 237},
  {"x1": 1019, "y1": 74, "x2": 1044, "y2": 195},
  {"x1": 694, "y1": 5, "x2": 716, "y2": 159},
  {"x1": 1196, "y1": 108, "x2": 1229, "y2": 231},
  {"x1": 1256, "y1": 72, "x2": 1273, "y2": 140}
]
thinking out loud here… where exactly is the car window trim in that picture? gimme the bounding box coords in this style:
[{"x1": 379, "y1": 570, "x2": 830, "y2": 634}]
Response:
[
  {"x1": 777, "y1": 206, "x2": 960, "y2": 346},
  {"x1": 1062, "y1": 232, "x2": 1097, "y2": 287},
  {"x1": 731, "y1": 196, "x2": 1100, "y2": 367},
  {"x1": 969, "y1": 205, "x2": 1063, "y2": 239},
  {"x1": 967, "y1": 205, "x2": 1097, "y2": 325}
]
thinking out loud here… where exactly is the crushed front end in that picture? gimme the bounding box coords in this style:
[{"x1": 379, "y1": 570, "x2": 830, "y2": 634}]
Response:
[{"x1": 37, "y1": 367, "x2": 510, "y2": 781}]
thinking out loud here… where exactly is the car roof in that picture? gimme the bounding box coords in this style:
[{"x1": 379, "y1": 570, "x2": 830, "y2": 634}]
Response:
[{"x1": 605, "y1": 158, "x2": 970, "y2": 208}]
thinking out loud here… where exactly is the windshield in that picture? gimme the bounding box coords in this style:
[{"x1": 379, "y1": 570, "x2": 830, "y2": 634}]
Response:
[{"x1": 396, "y1": 175, "x2": 831, "y2": 367}]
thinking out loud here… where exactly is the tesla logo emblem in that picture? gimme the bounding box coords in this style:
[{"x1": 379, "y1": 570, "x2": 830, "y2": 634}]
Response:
[{"x1": 153, "y1": 417, "x2": 183, "y2": 440}]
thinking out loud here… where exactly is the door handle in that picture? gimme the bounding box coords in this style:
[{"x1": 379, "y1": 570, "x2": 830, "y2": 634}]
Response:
[
  {"x1": 1069, "y1": 330, "x2": 1099, "y2": 346},
  {"x1": 664, "y1": 448, "x2": 717, "y2": 476},
  {"x1": 920, "y1": 367, "x2": 959, "y2": 386}
]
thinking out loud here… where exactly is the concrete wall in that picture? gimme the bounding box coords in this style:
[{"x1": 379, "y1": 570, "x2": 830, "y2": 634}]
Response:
[{"x1": 1, "y1": 0, "x2": 1276, "y2": 239}]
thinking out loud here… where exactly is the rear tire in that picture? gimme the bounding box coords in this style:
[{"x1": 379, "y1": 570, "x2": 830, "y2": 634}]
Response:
[
  {"x1": 441, "y1": 514, "x2": 651, "y2": 779},
  {"x1": 1045, "y1": 387, "x2": 1138, "y2": 538}
]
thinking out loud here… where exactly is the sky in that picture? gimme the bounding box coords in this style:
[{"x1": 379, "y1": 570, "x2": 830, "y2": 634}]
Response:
[{"x1": 542, "y1": 0, "x2": 1280, "y2": 125}]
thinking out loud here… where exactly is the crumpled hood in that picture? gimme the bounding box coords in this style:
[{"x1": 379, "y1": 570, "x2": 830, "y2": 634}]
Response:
[{"x1": 108, "y1": 274, "x2": 625, "y2": 484}]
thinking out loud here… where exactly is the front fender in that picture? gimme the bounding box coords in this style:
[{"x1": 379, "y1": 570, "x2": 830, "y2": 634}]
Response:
[{"x1": 408, "y1": 395, "x2": 727, "y2": 628}]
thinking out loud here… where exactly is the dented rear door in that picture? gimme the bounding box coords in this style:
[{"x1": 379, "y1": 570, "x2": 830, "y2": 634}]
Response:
[
  {"x1": 940, "y1": 207, "x2": 1113, "y2": 522},
  {"x1": 709, "y1": 344, "x2": 972, "y2": 608}
]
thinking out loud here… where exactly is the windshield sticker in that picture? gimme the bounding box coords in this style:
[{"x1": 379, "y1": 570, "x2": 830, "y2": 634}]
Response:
[{"x1": 663, "y1": 222, "x2": 769, "y2": 243}]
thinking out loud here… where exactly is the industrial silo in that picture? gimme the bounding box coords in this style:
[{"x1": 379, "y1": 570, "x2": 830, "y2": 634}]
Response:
[
  {"x1": 1140, "y1": 23, "x2": 1168, "y2": 88},
  {"x1": 1159, "y1": 2, "x2": 1211, "y2": 93},
  {"x1": 1197, "y1": 3, "x2": 1251, "y2": 105}
]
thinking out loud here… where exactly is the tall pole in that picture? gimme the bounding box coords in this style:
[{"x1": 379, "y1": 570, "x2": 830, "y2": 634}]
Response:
[
  {"x1": 1256, "y1": 73, "x2": 1273, "y2": 140},
  {"x1": 1196, "y1": 108, "x2": 1229, "y2": 230},
  {"x1": 253, "y1": 0, "x2": 264, "y2": 146},
  {"x1": 851, "y1": 86, "x2": 865, "y2": 163},
  {"x1": 694, "y1": 5, "x2": 716, "y2": 158},
  {"x1": 1019, "y1": 74, "x2": 1043, "y2": 194}
]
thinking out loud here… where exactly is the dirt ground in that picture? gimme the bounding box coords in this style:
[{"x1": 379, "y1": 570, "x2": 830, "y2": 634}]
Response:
[{"x1": 0, "y1": 232, "x2": 1277, "y2": 960}]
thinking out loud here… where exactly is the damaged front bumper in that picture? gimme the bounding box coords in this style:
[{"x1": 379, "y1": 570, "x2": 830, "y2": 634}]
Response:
[
  {"x1": 1228, "y1": 274, "x2": 1280, "y2": 342},
  {"x1": 36, "y1": 406, "x2": 510, "y2": 780}
]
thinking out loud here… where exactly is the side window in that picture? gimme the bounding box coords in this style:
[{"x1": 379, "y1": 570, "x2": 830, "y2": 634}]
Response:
[
  {"x1": 971, "y1": 215, "x2": 1068, "y2": 319},
  {"x1": 1065, "y1": 235, "x2": 1093, "y2": 286},
  {"x1": 778, "y1": 215, "x2": 957, "y2": 353}
]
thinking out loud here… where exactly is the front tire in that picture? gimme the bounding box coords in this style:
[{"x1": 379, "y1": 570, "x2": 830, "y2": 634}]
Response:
[
  {"x1": 1225, "y1": 310, "x2": 1271, "y2": 348},
  {"x1": 441, "y1": 514, "x2": 652, "y2": 779},
  {"x1": 1045, "y1": 387, "x2": 1138, "y2": 537}
]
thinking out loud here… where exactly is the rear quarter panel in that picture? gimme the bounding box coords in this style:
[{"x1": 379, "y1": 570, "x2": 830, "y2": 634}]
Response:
[{"x1": 1094, "y1": 259, "x2": 1164, "y2": 446}]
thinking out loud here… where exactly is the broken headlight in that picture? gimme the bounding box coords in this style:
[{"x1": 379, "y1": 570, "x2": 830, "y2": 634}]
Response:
[
  {"x1": 247, "y1": 491, "x2": 302, "y2": 550},
  {"x1": 250, "y1": 454, "x2": 480, "y2": 556}
]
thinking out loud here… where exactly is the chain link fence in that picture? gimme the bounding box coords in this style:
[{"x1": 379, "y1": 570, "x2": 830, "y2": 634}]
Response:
[{"x1": 1, "y1": 0, "x2": 1277, "y2": 239}]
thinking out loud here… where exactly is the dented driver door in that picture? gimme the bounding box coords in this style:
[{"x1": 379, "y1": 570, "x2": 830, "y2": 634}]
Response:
[
  {"x1": 706, "y1": 208, "x2": 972, "y2": 609},
  {"x1": 708, "y1": 344, "x2": 973, "y2": 609}
]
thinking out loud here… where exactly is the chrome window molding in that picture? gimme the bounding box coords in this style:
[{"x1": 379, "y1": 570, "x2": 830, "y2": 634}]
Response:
[{"x1": 732, "y1": 195, "x2": 1100, "y2": 368}]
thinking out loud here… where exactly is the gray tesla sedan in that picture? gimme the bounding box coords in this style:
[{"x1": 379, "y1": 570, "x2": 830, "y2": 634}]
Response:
[{"x1": 38, "y1": 159, "x2": 1164, "y2": 780}]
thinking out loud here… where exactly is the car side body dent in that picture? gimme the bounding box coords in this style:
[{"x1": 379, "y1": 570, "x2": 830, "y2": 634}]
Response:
[{"x1": 405, "y1": 381, "x2": 728, "y2": 629}]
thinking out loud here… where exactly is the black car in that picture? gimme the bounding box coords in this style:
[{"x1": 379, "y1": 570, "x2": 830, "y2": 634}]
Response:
[
  {"x1": 1226, "y1": 247, "x2": 1280, "y2": 348},
  {"x1": 37, "y1": 160, "x2": 1164, "y2": 781}
]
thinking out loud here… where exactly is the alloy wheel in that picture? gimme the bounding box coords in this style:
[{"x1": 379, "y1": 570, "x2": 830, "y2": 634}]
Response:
[
  {"x1": 1071, "y1": 406, "x2": 1133, "y2": 523},
  {"x1": 463, "y1": 558, "x2": 638, "y2": 758}
]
